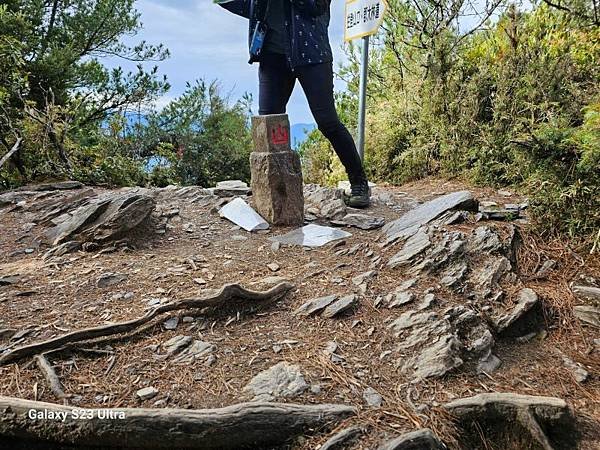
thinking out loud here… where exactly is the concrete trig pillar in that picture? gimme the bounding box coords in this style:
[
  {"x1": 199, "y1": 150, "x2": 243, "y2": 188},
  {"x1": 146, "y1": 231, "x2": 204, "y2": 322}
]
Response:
[{"x1": 250, "y1": 114, "x2": 304, "y2": 226}]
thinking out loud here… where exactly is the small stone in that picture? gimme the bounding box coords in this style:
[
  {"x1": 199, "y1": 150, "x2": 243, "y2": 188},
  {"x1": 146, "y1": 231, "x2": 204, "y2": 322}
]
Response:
[
  {"x1": 136, "y1": 387, "x2": 158, "y2": 401},
  {"x1": 271, "y1": 241, "x2": 281, "y2": 252},
  {"x1": 253, "y1": 276, "x2": 290, "y2": 286},
  {"x1": 97, "y1": 273, "x2": 127, "y2": 288},
  {"x1": 363, "y1": 387, "x2": 383, "y2": 407},
  {"x1": 322, "y1": 295, "x2": 358, "y2": 318},
  {"x1": 324, "y1": 341, "x2": 338, "y2": 355},
  {"x1": 352, "y1": 270, "x2": 377, "y2": 286},
  {"x1": 193, "y1": 278, "x2": 207, "y2": 286},
  {"x1": 267, "y1": 263, "x2": 280, "y2": 272},
  {"x1": 243, "y1": 362, "x2": 308, "y2": 402},
  {"x1": 123, "y1": 292, "x2": 134, "y2": 300},
  {"x1": 272, "y1": 345, "x2": 283, "y2": 354},
  {"x1": 0, "y1": 275, "x2": 20, "y2": 286},
  {"x1": 205, "y1": 355, "x2": 217, "y2": 367},
  {"x1": 562, "y1": 355, "x2": 589, "y2": 383},
  {"x1": 477, "y1": 353, "x2": 502, "y2": 374},
  {"x1": 163, "y1": 317, "x2": 179, "y2": 330},
  {"x1": 480, "y1": 201, "x2": 498, "y2": 209},
  {"x1": 389, "y1": 291, "x2": 415, "y2": 308},
  {"x1": 163, "y1": 335, "x2": 192, "y2": 355},
  {"x1": 182, "y1": 316, "x2": 194, "y2": 323},
  {"x1": 147, "y1": 298, "x2": 161, "y2": 307},
  {"x1": 310, "y1": 384, "x2": 322, "y2": 395},
  {"x1": 536, "y1": 260, "x2": 557, "y2": 278}
]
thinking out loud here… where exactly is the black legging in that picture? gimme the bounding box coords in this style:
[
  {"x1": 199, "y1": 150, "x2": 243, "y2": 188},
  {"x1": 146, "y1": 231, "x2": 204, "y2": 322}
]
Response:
[{"x1": 258, "y1": 52, "x2": 365, "y2": 179}]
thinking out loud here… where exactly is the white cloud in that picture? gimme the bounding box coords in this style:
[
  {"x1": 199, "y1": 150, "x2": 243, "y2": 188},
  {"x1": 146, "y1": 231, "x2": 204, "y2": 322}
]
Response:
[{"x1": 104, "y1": 0, "x2": 354, "y2": 124}]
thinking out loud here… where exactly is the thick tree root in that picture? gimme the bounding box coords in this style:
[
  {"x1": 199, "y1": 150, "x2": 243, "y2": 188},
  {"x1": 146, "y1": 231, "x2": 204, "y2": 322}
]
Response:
[
  {"x1": 445, "y1": 393, "x2": 576, "y2": 450},
  {"x1": 0, "y1": 396, "x2": 355, "y2": 449},
  {"x1": 0, "y1": 282, "x2": 294, "y2": 366}
]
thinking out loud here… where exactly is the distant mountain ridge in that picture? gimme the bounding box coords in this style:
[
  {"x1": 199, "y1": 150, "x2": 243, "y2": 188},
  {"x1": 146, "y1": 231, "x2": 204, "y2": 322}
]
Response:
[{"x1": 119, "y1": 113, "x2": 315, "y2": 150}]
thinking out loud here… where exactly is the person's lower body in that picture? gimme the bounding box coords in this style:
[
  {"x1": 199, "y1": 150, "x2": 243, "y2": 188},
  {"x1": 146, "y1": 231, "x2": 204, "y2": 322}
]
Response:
[{"x1": 258, "y1": 52, "x2": 370, "y2": 208}]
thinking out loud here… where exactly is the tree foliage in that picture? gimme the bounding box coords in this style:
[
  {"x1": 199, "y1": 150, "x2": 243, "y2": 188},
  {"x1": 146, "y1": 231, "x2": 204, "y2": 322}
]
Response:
[
  {"x1": 0, "y1": 0, "x2": 252, "y2": 190},
  {"x1": 301, "y1": 1, "x2": 599, "y2": 244}
]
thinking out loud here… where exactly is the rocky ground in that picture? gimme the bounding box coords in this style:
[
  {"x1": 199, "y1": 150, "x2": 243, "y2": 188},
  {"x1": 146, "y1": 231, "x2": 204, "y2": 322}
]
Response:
[{"x1": 0, "y1": 178, "x2": 598, "y2": 450}]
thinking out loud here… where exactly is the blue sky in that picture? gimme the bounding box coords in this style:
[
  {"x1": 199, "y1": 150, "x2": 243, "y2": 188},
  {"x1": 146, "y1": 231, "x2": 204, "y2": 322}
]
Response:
[{"x1": 109, "y1": 0, "x2": 351, "y2": 125}]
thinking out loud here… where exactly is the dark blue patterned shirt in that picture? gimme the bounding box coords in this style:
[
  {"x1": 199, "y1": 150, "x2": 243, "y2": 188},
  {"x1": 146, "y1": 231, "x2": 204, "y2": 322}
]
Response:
[{"x1": 219, "y1": 0, "x2": 333, "y2": 69}]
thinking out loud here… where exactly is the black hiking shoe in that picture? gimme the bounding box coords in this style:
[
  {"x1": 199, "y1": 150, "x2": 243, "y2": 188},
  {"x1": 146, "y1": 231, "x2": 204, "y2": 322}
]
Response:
[{"x1": 345, "y1": 175, "x2": 370, "y2": 208}]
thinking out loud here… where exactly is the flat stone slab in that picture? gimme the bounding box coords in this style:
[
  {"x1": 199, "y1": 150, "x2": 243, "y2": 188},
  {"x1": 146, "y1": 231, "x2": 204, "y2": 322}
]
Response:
[
  {"x1": 574, "y1": 305, "x2": 600, "y2": 328},
  {"x1": 0, "y1": 275, "x2": 20, "y2": 286},
  {"x1": 294, "y1": 295, "x2": 337, "y2": 316},
  {"x1": 383, "y1": 191, "x2": 476, "y2": 245},
  {"x1": 219, "y1": 197, "x2": 269, "y2": 232},
  {"x1": 388, "y1": 228, "x2": 431, "y2": 268},
  {"x1": 212, "y1": 180, "x2": 251, "y2": 197},
  {"x1": 44, "y1": 190, "x2": 156, "y2": 246},
  {"x1": 323, "y1": 295, "x2": 358, "y2": 318},
  {"x1": 243, "y1": 362, "x2": 308, "y2": 402},
  {"x1": 163, "y1": 335, "x2": 193, "y2": 356},
  {"x1": 136, "y1": 387, "x2": 158, "y2": 401},
  {"x1": 334, "y1": 213, "x2": 385, "y2": 230},
  {"x1": 19, "y1": 181, "x2": 84, "y2": 192},
  {"x1": 97, "y1": 272, "x2": 127, "y2": 288},
  {"x1": 172, "y1": 340, "x2": 215, "y2": 364},
  {"x1": 363, "y1": 387, "x2": 383, "y2": 407},
  {"x1": 270, "y1": 224, "x2": 351, "y2": 248}
]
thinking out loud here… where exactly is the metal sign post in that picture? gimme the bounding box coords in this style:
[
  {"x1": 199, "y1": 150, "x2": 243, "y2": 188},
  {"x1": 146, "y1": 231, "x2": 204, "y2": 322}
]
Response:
[
  {"x1": 357, "y1": 36, "x2": 369, "y2": 161},
  {"x1": 344, "y1": 0, "x2": 387, "y2": 161}
]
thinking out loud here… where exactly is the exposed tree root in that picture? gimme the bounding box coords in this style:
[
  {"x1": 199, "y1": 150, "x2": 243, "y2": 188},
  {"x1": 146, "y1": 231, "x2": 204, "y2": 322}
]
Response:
[
  {"x1": 0, "y1": 282, "x2": 294, "y2": 366},
  {"x1": 445, "y1": 393, "x2": 576, "y2": 450},
  {"x1": 0, "y1": 396, "x2": 355, "y2": 449},
  {"x1": 34, "y1": 355, "x2": 68, "y2": 403}
]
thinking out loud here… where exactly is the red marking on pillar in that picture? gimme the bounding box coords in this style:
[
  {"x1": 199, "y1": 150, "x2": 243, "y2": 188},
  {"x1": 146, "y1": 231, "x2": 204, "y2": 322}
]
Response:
[{"x1": 271, "y1": 124, "x2": 289, "y2": 145}]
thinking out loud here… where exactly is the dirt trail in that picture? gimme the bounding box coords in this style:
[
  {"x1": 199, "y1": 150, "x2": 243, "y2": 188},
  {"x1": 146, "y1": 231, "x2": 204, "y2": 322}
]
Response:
[{"x1": 0, "y1": 178, "x2": 598, "y2": 449}]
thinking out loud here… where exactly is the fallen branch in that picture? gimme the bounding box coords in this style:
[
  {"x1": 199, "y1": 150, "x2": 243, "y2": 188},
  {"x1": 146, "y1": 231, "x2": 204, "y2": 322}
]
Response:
[
  {"x1": 0, "y1": 396, "x2": 355, "y2": 449},
  {"x1": 0, "y1": 137, "x2": 22, "y2": 169},
  {"x1": 0, "y1": 282, "x2": 294, "y2": 365},
  {"x1": 34, "y1": 355, "x2": 68, "y2": 402}
]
